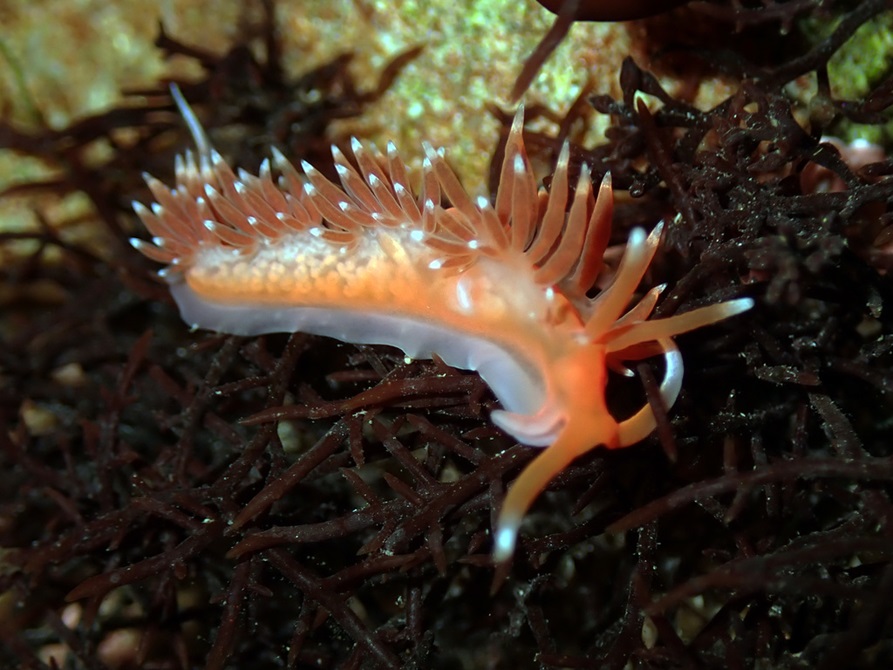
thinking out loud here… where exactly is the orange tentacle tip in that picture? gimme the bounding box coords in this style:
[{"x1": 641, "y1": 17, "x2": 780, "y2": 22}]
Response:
[{"x1": 132, "y1": 85, "x2": 753, "y2": 566}]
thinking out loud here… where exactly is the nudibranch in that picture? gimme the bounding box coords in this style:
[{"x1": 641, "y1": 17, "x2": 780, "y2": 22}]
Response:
[{"x1": 131, "y1": 86, "x2": 752, "y2": 563}]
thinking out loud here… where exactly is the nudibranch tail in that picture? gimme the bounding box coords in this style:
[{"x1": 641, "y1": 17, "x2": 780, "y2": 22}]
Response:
[
  {"x1": 170, "y1": 83, "x2": 211, "y2": 160},
  {"x1": 131, "y1": 86, "x2": 753, "y2": 567}
]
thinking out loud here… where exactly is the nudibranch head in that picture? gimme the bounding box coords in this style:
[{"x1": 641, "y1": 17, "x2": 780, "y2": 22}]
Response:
[{"x1": 132, "y1": 85, "x2": 752, "y2": 565}]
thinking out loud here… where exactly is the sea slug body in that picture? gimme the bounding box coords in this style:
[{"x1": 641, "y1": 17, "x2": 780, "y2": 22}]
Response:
[{"x1": 132, "y1": 86, "x2": 753, "y2": 563}]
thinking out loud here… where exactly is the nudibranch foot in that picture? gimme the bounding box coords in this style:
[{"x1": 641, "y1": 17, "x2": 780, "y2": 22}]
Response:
[{"x1": 132, "y1": 85, "x2": 753, "y2": 567}]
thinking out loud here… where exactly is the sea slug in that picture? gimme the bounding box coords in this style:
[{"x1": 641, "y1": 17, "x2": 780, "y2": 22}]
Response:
[{"x1": 131, "y1": 86, "x2": 753, "y2": 563}]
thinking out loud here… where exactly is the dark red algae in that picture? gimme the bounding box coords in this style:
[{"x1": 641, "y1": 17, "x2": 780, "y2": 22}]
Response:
[{"x1": 534, "y1": 0, "x2": 689, "y2": 21}]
